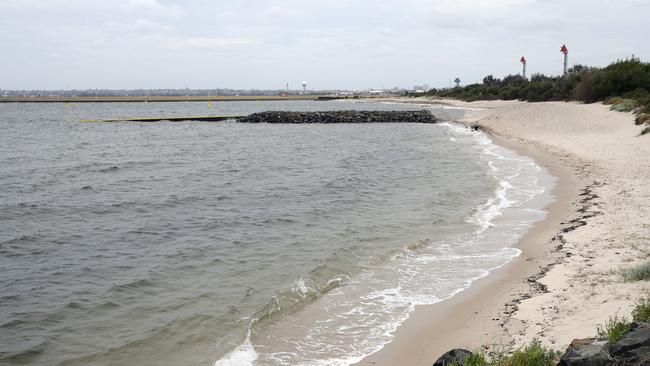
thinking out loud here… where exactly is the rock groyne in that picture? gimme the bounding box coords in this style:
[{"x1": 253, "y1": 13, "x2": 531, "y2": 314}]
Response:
[{"x1": 236, "y1": 110, "x2": 437, "y2": 124}]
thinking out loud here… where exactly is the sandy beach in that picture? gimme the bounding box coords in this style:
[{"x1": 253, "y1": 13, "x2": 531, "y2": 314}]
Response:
[{"x1": 356, "y1": 99, "x2": 650, "y2": 365}]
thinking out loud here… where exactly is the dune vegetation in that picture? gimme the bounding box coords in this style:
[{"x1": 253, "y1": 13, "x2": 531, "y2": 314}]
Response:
[{"x1": 416, "y1": 57, "x2": 650, "y2": 134}]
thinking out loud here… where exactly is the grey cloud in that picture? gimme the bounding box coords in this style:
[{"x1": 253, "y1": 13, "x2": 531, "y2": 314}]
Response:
[{"x1": 0, "y1": 0, "x2": 648, "y2": 89}]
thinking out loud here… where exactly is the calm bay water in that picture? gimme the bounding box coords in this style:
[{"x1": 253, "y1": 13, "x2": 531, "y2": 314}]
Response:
[{"x1": 0, "y1": 101, "x2": 553, "y2": 366}]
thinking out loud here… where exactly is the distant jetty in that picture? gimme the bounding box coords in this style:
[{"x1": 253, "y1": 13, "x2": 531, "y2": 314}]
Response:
[
  {"x1": 81, "y1": 110, "x2": 438, "y2": 124},
  {"x1": 237, "y1": 110, "x2": 437, "y2": 124}
]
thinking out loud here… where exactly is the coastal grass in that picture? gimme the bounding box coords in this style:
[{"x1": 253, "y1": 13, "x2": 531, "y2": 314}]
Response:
[
  {"x1": 621, "y1": 260, "x2": 650, "y2": 281},
  {"x1": 597, "y1": 315, "x2": 631, "y2": 343},
  {"x1": 632, "y1": 298, "x2": 650, "y2": 322},
  {"x1": 451, "y1": 340, "x2": 559, "y2": 366},
  {"x1": 456, "y1": 351, "x2": 489, "y2": 366},
  {"x1": 497, "y1": 339, "x2": 559, "y2": 366},
  {"x1": 594, "y1": 299, "x2": 650, "y2": 343}
]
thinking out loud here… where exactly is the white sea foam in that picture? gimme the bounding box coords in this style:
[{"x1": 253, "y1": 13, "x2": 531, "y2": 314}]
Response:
[
  {"x1": 469, "y1": 180, "x2": 514, "y2": 232},
  {"x1": 293, "y1": 277, "x2": 311, "y2": 298},
  {"x1": 442, "y1": 122, "x2": 548, "y2": 235},
  {"x1": 213, "y1": 333, "x2": 258, "y2": 366}
]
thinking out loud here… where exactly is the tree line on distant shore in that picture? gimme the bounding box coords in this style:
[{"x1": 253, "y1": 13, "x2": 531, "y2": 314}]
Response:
[{"x1": 415, "y1": 57, "x2": 650, "y2": 134}]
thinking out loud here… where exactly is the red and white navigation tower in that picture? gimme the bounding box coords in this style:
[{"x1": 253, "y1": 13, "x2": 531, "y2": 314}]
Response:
[
  {"x1": 561, "y1": 44, "x2": 569, "y2": 75},
  {"x1": 520, "y1": 56, "x2": 527, "y2": 79}
]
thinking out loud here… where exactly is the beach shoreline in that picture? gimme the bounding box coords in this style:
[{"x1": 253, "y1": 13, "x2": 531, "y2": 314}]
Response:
[{"x1": 355, "y1": 98, "x2": 649, "y2": 365}]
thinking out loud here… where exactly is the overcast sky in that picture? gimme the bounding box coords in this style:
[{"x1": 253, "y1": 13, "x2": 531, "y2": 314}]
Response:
[{"x1": 1, "y1": 0, "x2": 649, "y2": 90}]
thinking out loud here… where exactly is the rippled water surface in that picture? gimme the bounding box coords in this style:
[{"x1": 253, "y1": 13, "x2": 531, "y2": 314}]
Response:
[{"x1": 0, "y1": 101, "x2": 552, "y2": 366}]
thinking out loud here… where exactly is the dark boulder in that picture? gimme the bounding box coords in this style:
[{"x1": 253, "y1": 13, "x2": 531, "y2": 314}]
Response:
[
  {"x1": 610, "y1": 323, "x2": 650, "y2": 356},
  {"x1": 237, "y1": 110, "x2": 437, "y2": 124},
  {"x1": 432, "y1": 348, "x2": 472, "y2": 366},
  {"x1": 610, "y1": 323, "x2": 650, "y2": 365},
  {"x1": 557, "y1": 323, "x2": 650, "y2": 366},
  {"x1": 558, "y1": 338, "x2": 613, "y2": 366},
  {"x1": 612, "y1": 347, "x2": 650, "y2": 365}
]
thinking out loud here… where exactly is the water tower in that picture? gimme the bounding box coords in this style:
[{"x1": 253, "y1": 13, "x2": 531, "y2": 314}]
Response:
[
  {"x1": 454, "y1": 78, "x2": 461, "y2": 88},
  {"x1": 302, "y1": 81, "x2": 307, "y2": 94}
]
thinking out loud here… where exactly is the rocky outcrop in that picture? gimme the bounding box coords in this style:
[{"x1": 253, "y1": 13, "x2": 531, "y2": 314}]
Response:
[
  {"x1": 432, "y1": 322, "x2": 650, "y2": 366},
  {"x1": 432, "y1": 349, "x2": 472, "y2": 366},
  {"x1": 558, "y1": 322, "x2": 650, "y2": 365},
  {"x1": 609, "y1": 322, "x2": 650, "y2": 364},
  {"x1": 558, "y1": 338, "x2": 612, "y2": 366},
  {"x1": 236, "y1": 110, "x2": 437, "y2": 124}
]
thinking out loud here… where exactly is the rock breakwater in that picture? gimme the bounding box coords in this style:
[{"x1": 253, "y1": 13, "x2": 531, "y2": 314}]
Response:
[{"x1": 236, "y1": 110, "x2": 437, "y2": 124}]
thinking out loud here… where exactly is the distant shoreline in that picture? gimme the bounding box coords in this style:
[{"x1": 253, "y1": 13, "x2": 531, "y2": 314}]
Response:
[{"x1": 0, "y1": 95, "x2": 348, "y2": 103}]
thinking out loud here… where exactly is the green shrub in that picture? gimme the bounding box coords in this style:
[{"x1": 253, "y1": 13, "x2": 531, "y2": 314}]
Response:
[
  {"x1": 447, "y1": 352, "x2": 487, "y2": 366},
  {"x1": 454, "y1": 352, "x2": 489, "y2": 366},
  {"x1": 572, "y1": 71, "x2": 596, "y2": 102},
  {"x1": 622, "y1": 87, "x2": 650, "y2": 100},
  {"x1": 622, "y1": 261, "x2": 650, "y2": 281},
  {"x1": 606, "y1": 96, "x2": 624, "y2": 105},
  {"x1": 590, "y1": 57, "x2": 650, "y2": 102},
  {"x1": 597, "y1": 315, "x2": 630, "y2": 343},
  {"x1": 501, "y1": 339, "x2": 560, "y2": 366},
  {"x1": 450, "y1": 340, "x2": 558, "y2": 366},
  {"x1": 609, "y1": 99, "x2": 637, "y2": 112},
  {"x1": 632, "y1": 298, "x2": 650, "y2": 323},
  {"x1": 637, "y1": 95, "x2": 650, "y2": 114}
]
